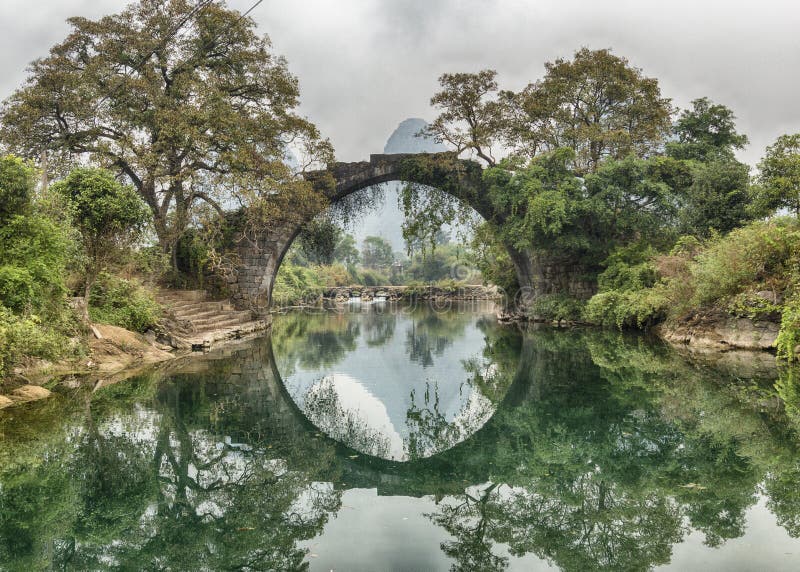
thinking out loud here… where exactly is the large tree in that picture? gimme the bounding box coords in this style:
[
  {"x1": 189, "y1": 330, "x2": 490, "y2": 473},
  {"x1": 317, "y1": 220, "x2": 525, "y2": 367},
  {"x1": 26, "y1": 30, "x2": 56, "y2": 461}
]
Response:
[
  {"x1": 754, "y1": 133, "x2": 800, "y2": 218},
  {"x1": 0, "y1": 0, "x2": 332, "y2": 262},
  {"x1": 507, "y1": 48, "x2": 673, "y2": 174},
  {"x1": 667, "y1": 98, "x2": 753, "y2": 235}
]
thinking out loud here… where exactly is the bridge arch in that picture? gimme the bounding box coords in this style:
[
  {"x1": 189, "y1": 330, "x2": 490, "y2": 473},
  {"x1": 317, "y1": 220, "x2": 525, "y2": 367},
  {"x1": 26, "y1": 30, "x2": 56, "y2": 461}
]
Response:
[{"x1": 229, "y1": 152, "x2": 593, "y2": 314}]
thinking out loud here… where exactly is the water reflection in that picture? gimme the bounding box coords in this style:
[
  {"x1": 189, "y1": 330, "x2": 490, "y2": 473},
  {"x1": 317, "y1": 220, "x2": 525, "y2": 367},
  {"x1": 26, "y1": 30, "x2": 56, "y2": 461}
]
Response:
[
  {"x1": 1, "y1": 313, "x2": 800, "y2": 571},
  {"x1": 273, "y1": 303, "x2": 512, "y2": 461}
]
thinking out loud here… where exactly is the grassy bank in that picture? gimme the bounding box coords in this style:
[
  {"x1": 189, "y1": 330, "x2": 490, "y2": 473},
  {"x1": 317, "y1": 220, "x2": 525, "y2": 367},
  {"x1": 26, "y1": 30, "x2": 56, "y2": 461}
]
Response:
[{"x1": 577, "y1": 217, "x2": 800, "y2": 360}]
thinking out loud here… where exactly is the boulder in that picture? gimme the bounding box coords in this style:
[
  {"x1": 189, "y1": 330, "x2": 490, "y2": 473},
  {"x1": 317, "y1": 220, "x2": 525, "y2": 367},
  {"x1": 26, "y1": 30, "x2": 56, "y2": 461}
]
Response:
[{"x1": 10, "y1": 385, "x2": 52, "y2": 403}]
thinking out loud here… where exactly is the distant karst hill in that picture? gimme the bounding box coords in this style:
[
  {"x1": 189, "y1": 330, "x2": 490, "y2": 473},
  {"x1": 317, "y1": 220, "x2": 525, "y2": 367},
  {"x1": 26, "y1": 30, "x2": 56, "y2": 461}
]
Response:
[{"x1": 383, "y1": 118, "x2": 448, "y2": 154}]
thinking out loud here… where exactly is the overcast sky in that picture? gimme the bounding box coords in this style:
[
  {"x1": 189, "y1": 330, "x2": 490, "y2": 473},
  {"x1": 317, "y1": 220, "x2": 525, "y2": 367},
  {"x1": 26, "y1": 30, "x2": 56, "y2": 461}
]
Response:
[{"x1": 1, "y1": 0, "x2": 799, "y2": 166}]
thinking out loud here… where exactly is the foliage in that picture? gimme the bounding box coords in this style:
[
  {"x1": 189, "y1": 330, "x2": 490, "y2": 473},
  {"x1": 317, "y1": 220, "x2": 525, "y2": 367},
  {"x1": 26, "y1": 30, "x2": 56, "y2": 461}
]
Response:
[
  {"x1": 333, "y1": 233, "x2": 360, "y2": 266},
  {"x1": 584, "y1": 286, "x2": 671, "y2": 328},
  {"x1": 530, "y1": 293, "x2": 585, "y2": 322},
  {"x1": 0, "y1": 154, "x2": 36, "y2": 223},
  {"x1": 667, "y1": 97, "x2": 749, "y2": 162},
  {"x1": 405, "y1": 243, "x2": 470, "y2": 283},
  {"x1": 678, "y1": 157, "x2": 753, "y2": 236},
  {"x1": 585, "y1": 218, "x2": 800, "y2": 333},
  {"x1": 0, "y1": 0, "x2": 332, "y2": 257},
  {"x1": 0, "y1": 308, "x2": 73, "y2": 375},
  {"x1": 469, "y1": 222, "x2": 518, "y2": 294},
  {"x1": 754, "y1": 133, "x2": 800, "y2": 217},
  {"x1": 297, "y1": 217, "x2": 343, "y2": 265},
  {"x1": 423, "y1": 69, "x2": 502, "y2": 165},
  {"x1": 357, "y1": 268, "x2": 390, "y2": 287},
  {"x1": 482, "y1": 150, "x2": 682, "y2": 268},
  {"x1": 271, "y1": 262, "x2": 323, "y2": 306},
  {"x1": 508, "y1": 48, "x2": 673, "y2": 173},
  {"x1": 689, "y1": 219, "x2": 800, "y2": 306},
  {"x1": 88, "y1": 273, "x2": 162, "y2": 333},
  {"x1": 777, "y1": 295, "x2": 800, "y2": 362},
  {"x1": 51, "y1": 167, "x2": 150, "y2": 319},
  {"x1": 361, "y1": 235, "x2": 394, "y2": 269},
  {"x1": 0, "y1": 156, "x2": 80, "y2": 374}
]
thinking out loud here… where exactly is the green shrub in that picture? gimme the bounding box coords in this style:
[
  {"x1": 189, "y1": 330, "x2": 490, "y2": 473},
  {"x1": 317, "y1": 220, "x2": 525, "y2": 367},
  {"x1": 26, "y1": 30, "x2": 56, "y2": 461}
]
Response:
[
  {"x1": 531, "y1": 293, "x2": 585, "y2": 322},
  {"x1": 0, "y1": 155, "x2": 36, "y2": 223},
  {"x1": 0, "y1": 308, "x2": 72, "y2": 375},
  {"x1": 272, "y1": 263, "x2": 323, "y2": 306},
  {"x1": 0, "y1": 266, "x2": 36, "y2": 314},
  {"x1": 584, "y1": 287, "x2": 670, "y2": 329},
  {"x1": 89, "y1": 273, "x2": 161, "y2": 333},
  {"x1": 777, "y1": 295, "x2": 800, "y2": 362},
  {"x1": 0, "y1": 214, "x2": 72, "y2": 316},
  {"x1": 690, "y1": 219, "x2": 800, "y2": 306},
  {"x1": 315, "y1": 263, "x2": 353, "y2": 287},
  {"x1": 358, "y1": 268, "x2": 389, "y2": 287},
  {"x1": 597, "y1": 245, "x2": 660, "y2": 292}
]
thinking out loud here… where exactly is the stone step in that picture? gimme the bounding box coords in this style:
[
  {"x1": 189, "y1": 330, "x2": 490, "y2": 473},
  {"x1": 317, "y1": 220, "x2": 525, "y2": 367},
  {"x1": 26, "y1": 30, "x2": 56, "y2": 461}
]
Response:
[
  {"x1": 157, "y1": 289, "x2": 207, "y2": 302},
  {"x1": 192, "y1": 312, "x2": 253, "y2": 329},
  {"x1": 171, "y1": 307, "x2": 235, "y2": 321},
  {"x1": 166, "y1": 301, "x2": 234, "y2": 313}
]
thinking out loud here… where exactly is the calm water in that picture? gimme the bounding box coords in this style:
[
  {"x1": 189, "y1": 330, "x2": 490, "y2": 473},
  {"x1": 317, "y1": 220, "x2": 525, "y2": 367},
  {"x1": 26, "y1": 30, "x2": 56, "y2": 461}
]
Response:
[{"x1": 2, "y1": 302, "x2": 800, "y2": 571}]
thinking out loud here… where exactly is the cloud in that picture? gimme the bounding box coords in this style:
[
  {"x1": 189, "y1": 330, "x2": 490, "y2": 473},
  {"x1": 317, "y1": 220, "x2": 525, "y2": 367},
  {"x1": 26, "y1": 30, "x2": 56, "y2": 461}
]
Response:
[{"x1": 2, "y1": 0, "x2": 799, "y2": 165}]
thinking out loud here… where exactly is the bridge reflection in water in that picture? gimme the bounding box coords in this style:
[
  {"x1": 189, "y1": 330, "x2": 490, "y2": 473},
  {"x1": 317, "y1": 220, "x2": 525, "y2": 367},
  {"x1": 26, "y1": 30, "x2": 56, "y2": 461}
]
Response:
[{"x1": 2, "y1": 304, "x2": 800, "y2": 571}]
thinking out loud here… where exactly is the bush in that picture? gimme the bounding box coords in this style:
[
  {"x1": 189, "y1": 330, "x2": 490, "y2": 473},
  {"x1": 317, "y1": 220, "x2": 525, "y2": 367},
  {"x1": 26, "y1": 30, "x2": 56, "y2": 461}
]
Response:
[
  {"x1": 0, "y1": 155, "x2": 35, "y2": 223},
  {"x1": 584, "y1": 287, "x2": 670, "y2": 329},
  {"x1": 530, "y1": 293, "x2": 585, "y2": 322},
  {"x1": 0, "y1": 266, "x2": 36, "y2": 314},
  {"x1": 0, "y1": 308, "x2": 72, "y2": 375},
  {"x1": 777, "y1": 295, "x2": 800, "y2": 362},
  {"x1": 689, "y1": 219, "x2": 800, "y2": 306},
  {"x1": 272, "y1": 263, "x2": 323, "y2": 306},
  {"x1": 0, "y1": 214, "x2": 72, "y2": 316},
  {"x1": 358, "y1": 268, "x2": 389, "y2": 286},
  {"x1": 315, "y1": 263, "x2": 353, "y2": 287},
  {"x1": 88, "y1": 273, "x2": 162, "y2": 333}
]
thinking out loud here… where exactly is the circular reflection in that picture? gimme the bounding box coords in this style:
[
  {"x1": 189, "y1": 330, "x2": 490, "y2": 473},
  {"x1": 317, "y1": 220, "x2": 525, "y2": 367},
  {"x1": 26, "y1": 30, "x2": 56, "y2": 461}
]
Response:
[{"x1": 271, "y1": 301, "x2": 519, "y2": 461}]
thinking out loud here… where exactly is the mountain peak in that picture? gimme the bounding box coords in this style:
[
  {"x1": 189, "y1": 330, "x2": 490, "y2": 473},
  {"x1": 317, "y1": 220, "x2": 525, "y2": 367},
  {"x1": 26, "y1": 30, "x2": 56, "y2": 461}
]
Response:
[{"x1": 383, "y1": 118, "x2": 448, "y2": 154}]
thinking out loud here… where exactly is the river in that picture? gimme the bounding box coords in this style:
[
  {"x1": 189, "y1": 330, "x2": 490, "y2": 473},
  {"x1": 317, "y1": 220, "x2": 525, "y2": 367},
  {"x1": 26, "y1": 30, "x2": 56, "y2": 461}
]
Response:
[{"x1": 2, "y1": 302, "x2": 800, "y2": 571}]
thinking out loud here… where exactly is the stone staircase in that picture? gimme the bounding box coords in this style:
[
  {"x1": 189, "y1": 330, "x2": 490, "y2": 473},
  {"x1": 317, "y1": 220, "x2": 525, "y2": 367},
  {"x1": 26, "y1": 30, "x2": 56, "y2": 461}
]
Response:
[{"x1": 157, "y1": 289, "x2": 270, "y2": 348}]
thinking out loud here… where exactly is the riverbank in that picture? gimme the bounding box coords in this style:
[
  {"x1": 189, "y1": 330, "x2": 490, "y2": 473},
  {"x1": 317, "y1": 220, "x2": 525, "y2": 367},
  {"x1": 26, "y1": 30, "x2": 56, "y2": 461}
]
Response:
[{"x1": 0, "y1": 316, "x2": 274, "y2": 410}]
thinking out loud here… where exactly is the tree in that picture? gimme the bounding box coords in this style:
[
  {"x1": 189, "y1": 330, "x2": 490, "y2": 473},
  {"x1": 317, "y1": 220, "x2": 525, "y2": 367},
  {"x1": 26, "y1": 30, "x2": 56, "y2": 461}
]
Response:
[
  {"x1": 423, "y1": 69, "x2": 503, "y2": 166},
  {"x1": 0, "y1": 155, "x2": 36, "y2": 224},
  {"x1": 361, "y1": 235, "x2": 394, "y2": 269},
  {"x1": 667, "y1": 97, "x2": 749, "y2": 161},
  {"x1": 51, "y1": 168, "x2": 150, "y2": 321},
  {"x1": 679, "y1": 159, "x2": 752, "y2": 236},
  {"x1": 508, "y1": 48, "x2": 673, "y2": 173},
  {"x1": 333, "y1": 233, "x2": 360, "y2": 266},
  {"x1": 754, "y1": 133, "x2": 800, "y2": 217},
  {"x1": 666, "y1": 98, "x2": 753, "y2": 235},
  {"x1": 0, "y1": 0, "x2": 332, "y2": 263}
]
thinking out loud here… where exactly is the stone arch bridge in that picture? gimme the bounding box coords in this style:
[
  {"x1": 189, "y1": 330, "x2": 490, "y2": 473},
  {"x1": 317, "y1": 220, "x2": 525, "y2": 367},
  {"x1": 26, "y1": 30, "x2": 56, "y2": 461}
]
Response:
[{"x1": 229, "y1": 152, "x2": 593, "y2": 314}]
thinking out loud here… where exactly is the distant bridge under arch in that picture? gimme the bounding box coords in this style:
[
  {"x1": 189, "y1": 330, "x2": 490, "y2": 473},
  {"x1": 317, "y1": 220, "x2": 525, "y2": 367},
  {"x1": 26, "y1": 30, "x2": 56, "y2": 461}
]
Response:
[{"x1": 229, "y1": 152, "x2": 593, "y2": 314}]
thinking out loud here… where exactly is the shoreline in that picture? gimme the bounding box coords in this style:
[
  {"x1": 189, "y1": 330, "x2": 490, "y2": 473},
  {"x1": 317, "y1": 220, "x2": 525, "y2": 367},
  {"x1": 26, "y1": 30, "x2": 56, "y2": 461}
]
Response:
[{"x1": 2, "y1": 299, "x2": 794, "y2": 411}]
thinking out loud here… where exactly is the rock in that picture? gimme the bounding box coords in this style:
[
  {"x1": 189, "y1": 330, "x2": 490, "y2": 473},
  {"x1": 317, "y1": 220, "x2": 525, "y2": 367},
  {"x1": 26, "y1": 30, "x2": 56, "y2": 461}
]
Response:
[
  {"x1": 755, "y1": 290, "x2": 782, "y2": 304},
  {"x1": 657, "y1": 312, "x2": 779, "y2": 351},
  {"x1": 0, "y1": 396, "x2": 13, "y2": 409},
  {"x1": 10, "y1": 385, "x2": 52, "y2": 403}
]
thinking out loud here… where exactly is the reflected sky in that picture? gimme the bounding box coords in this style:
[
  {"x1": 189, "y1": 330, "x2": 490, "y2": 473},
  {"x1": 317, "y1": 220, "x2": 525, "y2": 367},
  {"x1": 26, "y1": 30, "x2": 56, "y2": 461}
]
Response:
[{"x1": 273, "y1": 302, "x2": 509, "y2": 460}]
